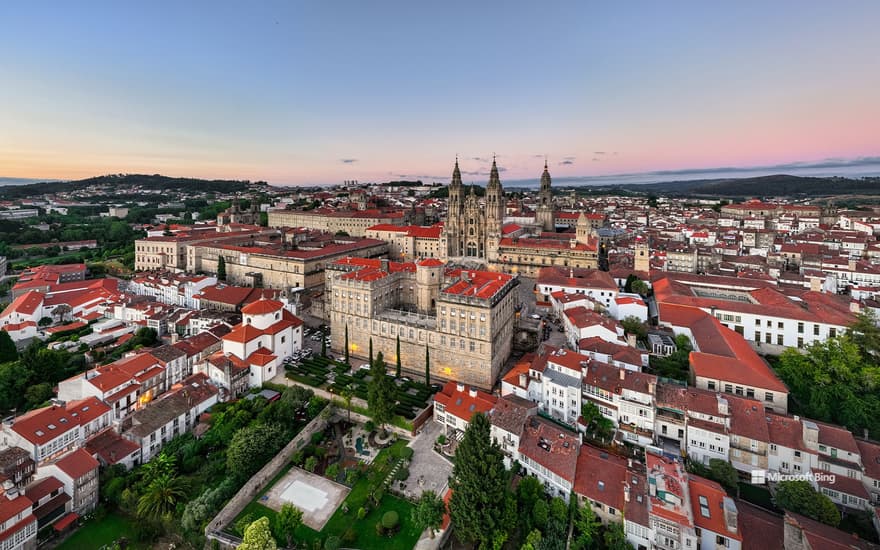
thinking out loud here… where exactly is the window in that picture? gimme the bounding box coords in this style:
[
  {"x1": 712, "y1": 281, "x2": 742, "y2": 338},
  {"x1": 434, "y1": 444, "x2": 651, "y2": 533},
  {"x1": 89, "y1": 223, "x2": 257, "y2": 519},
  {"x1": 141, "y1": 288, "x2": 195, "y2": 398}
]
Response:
[
  {"x1": 798, "y1": 322, "x2": 804, "y2": 334},
  {"x1": 830, "y1": 328, "x2": 837, "y2": 337},
  {"x1": 813, "y1": 324, "x2": 820, "y2": 336},
  {"x1": 777, "y1": 334, "x2": 784, "y2": 345},
  {"x1": 765, "y1": 392, "x2": 774, "y2": 402},
  {"x1": 797, "y1": 337, "x2": 804, "y2": 348},
  {"x1": 707, "y1": 381, "x2": 716, "y2": 391}
]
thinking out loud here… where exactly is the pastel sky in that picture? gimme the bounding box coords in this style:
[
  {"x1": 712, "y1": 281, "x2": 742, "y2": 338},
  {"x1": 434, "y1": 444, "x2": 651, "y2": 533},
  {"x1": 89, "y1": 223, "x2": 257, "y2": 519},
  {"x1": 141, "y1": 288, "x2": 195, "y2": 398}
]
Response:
[{"x1": 1, "y1": 1, "x2": 879, "y2": 186}]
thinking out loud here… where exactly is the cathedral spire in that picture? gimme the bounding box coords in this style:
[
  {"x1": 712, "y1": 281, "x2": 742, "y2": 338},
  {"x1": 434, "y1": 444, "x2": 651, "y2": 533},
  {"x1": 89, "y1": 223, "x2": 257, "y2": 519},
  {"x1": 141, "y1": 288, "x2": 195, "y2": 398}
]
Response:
[
  {"x1": 451, "y1": 156, "x2": 462, "y2": 188},
  {"x1": 488, "y1": 155, "x2": 501, "y2": 189}
]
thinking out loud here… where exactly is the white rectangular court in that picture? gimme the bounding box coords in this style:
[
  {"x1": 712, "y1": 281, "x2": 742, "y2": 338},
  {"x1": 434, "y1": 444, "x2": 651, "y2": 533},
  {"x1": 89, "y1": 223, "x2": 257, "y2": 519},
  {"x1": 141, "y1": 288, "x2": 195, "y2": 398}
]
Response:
[{"x1": 261, "y1": 467, "x2": 350, "y2": 531}]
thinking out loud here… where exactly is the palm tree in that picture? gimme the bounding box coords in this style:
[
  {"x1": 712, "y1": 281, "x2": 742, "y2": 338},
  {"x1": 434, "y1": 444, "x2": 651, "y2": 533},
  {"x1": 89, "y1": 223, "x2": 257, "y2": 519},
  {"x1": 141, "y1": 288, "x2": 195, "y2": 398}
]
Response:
[
  {"x1": 139, "y1": 452, "x2": 176, "y2": 483},
  {"x1": 137, "y1": 474, "x2": 189, "y2": 519}
]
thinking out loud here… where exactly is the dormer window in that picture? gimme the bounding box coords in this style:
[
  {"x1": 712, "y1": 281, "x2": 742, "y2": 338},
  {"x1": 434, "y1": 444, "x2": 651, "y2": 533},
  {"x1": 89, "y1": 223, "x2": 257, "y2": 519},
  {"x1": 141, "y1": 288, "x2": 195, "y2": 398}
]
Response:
[
  {"x1": 275, "y1": 312, "x2": 280, "y2": 320},
  {"x1": 47, "y1": 424, "x2": 56, "y2": 430}
]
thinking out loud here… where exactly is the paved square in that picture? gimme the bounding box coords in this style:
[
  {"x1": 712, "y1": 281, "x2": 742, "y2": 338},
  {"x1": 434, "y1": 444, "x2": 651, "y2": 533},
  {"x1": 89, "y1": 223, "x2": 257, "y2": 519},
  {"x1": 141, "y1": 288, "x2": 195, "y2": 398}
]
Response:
[{"x1": 262, "y1": 467, "x2": 350, "y2": 531}]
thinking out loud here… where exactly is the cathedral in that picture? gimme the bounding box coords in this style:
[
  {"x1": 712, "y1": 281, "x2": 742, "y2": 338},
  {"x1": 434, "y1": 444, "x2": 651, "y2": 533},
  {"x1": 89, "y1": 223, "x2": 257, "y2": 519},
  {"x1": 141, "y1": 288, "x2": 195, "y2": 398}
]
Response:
[
  {"x1": 439, "y1": 156, "x2": 505, "y2": 261},
  {"x1": 440, "y1": 157, "x2": 599, "y2": 275}
]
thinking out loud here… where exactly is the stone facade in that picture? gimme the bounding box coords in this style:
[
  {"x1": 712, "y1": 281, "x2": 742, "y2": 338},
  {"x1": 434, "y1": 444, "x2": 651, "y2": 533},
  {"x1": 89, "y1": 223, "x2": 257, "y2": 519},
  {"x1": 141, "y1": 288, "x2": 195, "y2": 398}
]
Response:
[
  {"x1": 266, "y1": 209, "x2": 408, "y2": 237},
  {"x1": 327, "y1": 258, "x2": 518, "y2": 389},
  {"x1": 186, "y1": 239, "x2": 388, "y2": 290}
]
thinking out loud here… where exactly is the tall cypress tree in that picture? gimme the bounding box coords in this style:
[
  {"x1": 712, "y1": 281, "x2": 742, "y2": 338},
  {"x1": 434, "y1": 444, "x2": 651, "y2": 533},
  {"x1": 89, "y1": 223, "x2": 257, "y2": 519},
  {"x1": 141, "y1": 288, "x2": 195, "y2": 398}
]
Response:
[
  {"x1": 344, "y1": 325, "x2": 349, "y2": 365},
  {"x1": 424, "y1": 345, "x2": 430, "y2": 386},
  {"x1": 395, "y1": 335, "x2": 402, "y2": 378},
  {"x1": 216, "y1": 255, "x2": 226, "y2": 281},
  {"x1": 449, "y1": 412, "x2": 514, "y2": 548},
  {"x1": 369, "y1": 337, "x2": 374, "y2": 366},
  {"x1": 367, "y1": 351, "x2": 395, "y2": 435}
]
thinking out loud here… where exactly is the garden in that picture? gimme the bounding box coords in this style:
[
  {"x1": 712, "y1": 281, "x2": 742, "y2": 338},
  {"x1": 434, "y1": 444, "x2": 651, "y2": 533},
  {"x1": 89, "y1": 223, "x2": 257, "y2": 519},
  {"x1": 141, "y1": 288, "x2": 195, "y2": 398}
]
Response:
[
  {"x1": 231, "y1": 437, "x2": 423, "y2": 549},
  {"x1": 286, "y1": 355, "x2": 437, "y2": 420},
  {"x1": 74, "y1": 383, "x2": 326, "y2": 549}
]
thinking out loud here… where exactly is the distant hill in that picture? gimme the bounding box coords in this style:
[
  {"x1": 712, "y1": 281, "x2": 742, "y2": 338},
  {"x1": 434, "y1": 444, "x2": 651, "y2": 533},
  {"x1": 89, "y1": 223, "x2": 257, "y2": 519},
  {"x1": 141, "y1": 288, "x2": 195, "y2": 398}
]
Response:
[
  {"x1": 616, "y1": 174, "x2": 880, "y2": 197},
  {"x1": 0, "y1": 173, "x2": 257, "y2": 199}
]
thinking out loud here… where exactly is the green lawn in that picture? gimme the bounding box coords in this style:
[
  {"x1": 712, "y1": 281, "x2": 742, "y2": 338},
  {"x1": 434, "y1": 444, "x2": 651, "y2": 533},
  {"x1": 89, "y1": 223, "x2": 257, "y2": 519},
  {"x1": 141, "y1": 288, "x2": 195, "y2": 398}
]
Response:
[
  {"x1": 233, "y1": 439, "x2": 421, "y2": 549},
  {"x1": 56, "y1": 512, "x2": 140, "y2": 550}
]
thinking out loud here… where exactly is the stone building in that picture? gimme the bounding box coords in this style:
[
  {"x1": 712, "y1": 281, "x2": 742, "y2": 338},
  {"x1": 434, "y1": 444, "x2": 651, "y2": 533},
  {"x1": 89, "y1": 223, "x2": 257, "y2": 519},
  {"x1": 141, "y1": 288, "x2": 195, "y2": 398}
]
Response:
[
  {"x1": 327, "y1": 257, "x2": 518, "y2": 389},
  {"x1": 266, "y1": 208, "x2": 408, "y2": 237}
]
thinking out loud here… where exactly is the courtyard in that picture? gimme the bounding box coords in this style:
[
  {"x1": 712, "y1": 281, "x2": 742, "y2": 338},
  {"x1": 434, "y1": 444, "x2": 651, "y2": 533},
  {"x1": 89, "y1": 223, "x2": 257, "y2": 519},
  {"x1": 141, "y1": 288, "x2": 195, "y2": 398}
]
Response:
[{"x1": 398, "y1": 420, "x2": 452, "y2": 500}]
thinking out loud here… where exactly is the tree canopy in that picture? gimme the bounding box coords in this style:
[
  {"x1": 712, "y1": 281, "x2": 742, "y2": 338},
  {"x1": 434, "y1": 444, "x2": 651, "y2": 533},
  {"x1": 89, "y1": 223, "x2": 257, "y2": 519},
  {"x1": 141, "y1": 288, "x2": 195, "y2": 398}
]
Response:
[
  {"x1": 367, "y1": 351, "x2": 396, "y2": 433},
  {"x1": 448, "y1": 412, "x2": 514, "y2": 549},
  {"x1": 775, "y1": 334, "x2": 880, "y2": 438},
  {"x1": 412, "y1": 490, "x2": 446, "y2": 539},
  {"x1": 775, "y1": 480, "x2": 841, "y2": 527},
  {"x1": 237, "y1": 516, "x2": 278, "y2": 550}
]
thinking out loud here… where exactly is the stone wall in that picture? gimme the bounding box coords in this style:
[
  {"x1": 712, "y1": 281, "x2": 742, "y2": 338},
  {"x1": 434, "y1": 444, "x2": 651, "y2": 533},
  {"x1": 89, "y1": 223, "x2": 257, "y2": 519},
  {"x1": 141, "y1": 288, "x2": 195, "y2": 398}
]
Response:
[{"x1": 205, "y1": 408, "x2": 330, "y2": 549}]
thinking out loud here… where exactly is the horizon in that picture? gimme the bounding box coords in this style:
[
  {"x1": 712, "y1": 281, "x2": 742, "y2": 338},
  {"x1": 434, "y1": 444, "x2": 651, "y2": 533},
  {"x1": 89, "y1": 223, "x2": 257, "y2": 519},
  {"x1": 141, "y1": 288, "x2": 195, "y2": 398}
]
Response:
[{"x1": 1, "y1": 1, "x2": 879, "y2": 185}]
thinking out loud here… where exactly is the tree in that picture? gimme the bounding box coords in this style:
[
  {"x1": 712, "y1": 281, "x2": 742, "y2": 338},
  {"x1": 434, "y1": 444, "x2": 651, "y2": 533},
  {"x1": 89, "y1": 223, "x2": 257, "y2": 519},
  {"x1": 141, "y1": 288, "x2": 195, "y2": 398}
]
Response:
[
  {"x1": 136, "y1": 474, "x2": 189, "y2": 519},
  {"x1": 631, "y1": 278, "x2": 649, "y2": 296},
  {"x1": 775, "y1": 335, "x2": 880, "y2": 438},
  {"x1": 237, "y1": 517, "x2": 277, "y2": 550},
  {"x1": 449, "y1": 412, "x2": 514, "y2": 549},
  {"x1": 424, "y1": 345, "x2": 430, "y2": 386},
  {"x1": 848, "y1": 310, "x2": 880, "y2": 359},
  {"x1": 52, "y1": 304, "x2": 72, "y2": 323},
  {"x1": 520, "y1": 529, "x2": 542, "y2": 550},
  {"x1": 621, "y1": 316, "x2": 647, "y2": 340},
  {"x1": 395, "y1": 335, "x2": 402, "y2": 378},
  {"x1": 775, "y1": 480, "x2": 841, "y2": 527},
  {"x1": 217, "y1": 255, "x2": 226, "y2": 281},
  {"x1": 531, "y1": 499, "x2": 549, "y2": 530},
  {"x1": 341, "y1": 384, "x2": 354, "y2": 423},
  {"x1": 0, "y1": 331, "x2": 17, "y2": 363},
  {"x1": 344, "y1": 325, "x2": 349, "y2": 364},
  {"x1": 321, "y1": 329, "x2": 327, "y2": 357},
  {"x1": 274, "y1": 503, "x2": 303, "y2": 548},
  {"x1": 602, "y1": 522, "x2": 630, "y2": 550},
  {"x1": 412, "y1": 490, "x2": 445, "y2": 539},
  {"x1": 226, "y1": 424, "x2": 287, "y2": 482},
  {"x1": 580, "y1": 401, "x2": 615, "y2": 442},
  {"x1": 367, "y1": 351, "x2": 395, "y2": 434},
  {"x1": 571, "y1": 501, "x2": 600, "y2": 550},
  {"x1": 708, "y1": 458, "x2": 739, "y2": 495},
  {"x1": 369, "y1": 337, "x2": 374, "y2": 366}
]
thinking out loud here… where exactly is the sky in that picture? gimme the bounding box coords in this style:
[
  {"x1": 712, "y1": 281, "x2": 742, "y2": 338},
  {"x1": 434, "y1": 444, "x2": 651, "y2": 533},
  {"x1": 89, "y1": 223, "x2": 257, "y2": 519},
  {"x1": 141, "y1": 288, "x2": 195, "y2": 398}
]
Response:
[{"x1": 1, "y1": 1, "x2": 879, "y2": 186}]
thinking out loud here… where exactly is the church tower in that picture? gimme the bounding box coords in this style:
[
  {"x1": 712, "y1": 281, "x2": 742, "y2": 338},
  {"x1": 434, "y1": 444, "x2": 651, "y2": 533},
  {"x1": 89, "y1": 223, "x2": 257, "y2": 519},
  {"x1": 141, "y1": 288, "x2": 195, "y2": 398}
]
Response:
[
  {"x1": 485, "y1": 156, "x2": 505, "y2": 261},
  {"x1": 441, "y1": 158, "x2": 464, "y2": 259},
  {"x1": 536, "y1": 160, "x2": 555, "y2": 231},
  {"x1": 575, "y1": 212, "x2": 591, "y2": 245},
  {"x1": 634, "y1": 237, "x2": 650, "y2": 273}
]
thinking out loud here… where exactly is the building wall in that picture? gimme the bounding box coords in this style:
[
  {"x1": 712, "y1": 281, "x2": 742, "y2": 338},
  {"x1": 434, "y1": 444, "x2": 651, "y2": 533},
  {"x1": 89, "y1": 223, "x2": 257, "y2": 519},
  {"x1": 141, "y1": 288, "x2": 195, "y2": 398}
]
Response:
[{"x1": 267, "y1": 210, "x2": 406, "y2": 237}]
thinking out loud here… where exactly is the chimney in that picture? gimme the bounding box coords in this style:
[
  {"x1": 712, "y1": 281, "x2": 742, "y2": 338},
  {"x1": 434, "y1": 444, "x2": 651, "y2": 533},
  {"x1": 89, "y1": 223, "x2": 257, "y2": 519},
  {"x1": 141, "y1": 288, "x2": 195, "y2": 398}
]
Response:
[
  {"x1": 626, "y1": 333, "x2": 637, "y2": 348},
  {"x1": 468, "y1": 387, "x2": 477, "y2": 398},
  {"x1": 849, "y1": 259, "x2": 857, "y2": 271},
  {"x1": 619, "y1": 368, "x2": 625, "y2": 381},
  {"x1": 519, "y1": 373, "x2": 527, "y2": 387},
  {"x1": 850, "y1": 300, "x2": 861, "y2": 313},
  {"x1": 456, "y1": 382, "x2": 465, "y2": 393},
  {"x1": 380, "y1": 258, "x2": 390, "y2": 273},
  {"x1": 648, "y1": 381, "x2": 655, "y2": 395},
  {"x1": 624, "y1": 484, "x2": 630, "y2": 502}
]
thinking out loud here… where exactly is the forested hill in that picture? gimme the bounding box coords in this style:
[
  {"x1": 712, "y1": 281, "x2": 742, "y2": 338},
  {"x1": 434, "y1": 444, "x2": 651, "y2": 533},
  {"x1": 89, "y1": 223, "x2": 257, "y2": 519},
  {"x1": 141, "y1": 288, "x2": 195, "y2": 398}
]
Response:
[
  {"x1": 617, "y1": 174, "x2": 880, "y2": 197},
  {"x1": 0, "y1": 174, "x2": 259, "y2": 199}
]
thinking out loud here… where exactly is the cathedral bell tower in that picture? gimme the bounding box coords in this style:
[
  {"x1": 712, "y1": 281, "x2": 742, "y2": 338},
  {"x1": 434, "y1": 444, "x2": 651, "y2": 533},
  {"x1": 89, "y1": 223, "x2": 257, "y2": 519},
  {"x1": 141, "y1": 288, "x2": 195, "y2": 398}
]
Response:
[
  {"x1": 536, "y1": 160, "x2": 555, "y2": 231},
  {"x1": 441, "y1": 157, "x2": 464, "y2": 259},
  {"x1": 485, "y1": 156, "x2": 505, "y2": 261}
]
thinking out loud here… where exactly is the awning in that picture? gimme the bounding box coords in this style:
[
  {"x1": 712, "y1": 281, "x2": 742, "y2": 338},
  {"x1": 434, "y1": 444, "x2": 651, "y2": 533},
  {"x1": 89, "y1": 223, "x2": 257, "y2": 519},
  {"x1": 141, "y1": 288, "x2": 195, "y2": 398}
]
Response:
[{"x1": 53, "y1": 512, "x2": 79, "y2": 532}]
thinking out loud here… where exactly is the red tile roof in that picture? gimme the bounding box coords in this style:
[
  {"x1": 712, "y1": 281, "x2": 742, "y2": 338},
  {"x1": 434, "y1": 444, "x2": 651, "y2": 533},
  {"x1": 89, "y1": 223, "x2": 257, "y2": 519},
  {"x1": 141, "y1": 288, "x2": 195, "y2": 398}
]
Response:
[
  {"x1": 573, "y1": 445, "x2": 630, "y2": 512},
  {"x1": 240, "y1": 299, "x2": 285, "y2": 315},
  {"x1": 519, "y1": 417, "x2": 580, "y2": 483},
  {"x1": 1, "y1": 290, "x2": 43, "y2": 317},
  {"x1": 11, "y1": 405, "x2": 80, "y2": 446},
  {"x1": 688, "y1": 476, "x2": 743, "y2": 541},
  {"x1": 433, "y1": 381, "x2": 497, "y2": 423},
  {"x1": 442, "y1": 270, "x2": 513, "y2": 300},
  {"x1": 53, "y1": 449, "x2": 99, "y2": 480}
]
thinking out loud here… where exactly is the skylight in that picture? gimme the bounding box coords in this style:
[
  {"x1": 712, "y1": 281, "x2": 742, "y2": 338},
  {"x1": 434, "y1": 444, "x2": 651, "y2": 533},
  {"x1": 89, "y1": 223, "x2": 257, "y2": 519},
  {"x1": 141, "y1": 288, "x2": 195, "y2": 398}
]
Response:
[{"x1": 699, "y1": 495, "x2": 711, "y2": 518}]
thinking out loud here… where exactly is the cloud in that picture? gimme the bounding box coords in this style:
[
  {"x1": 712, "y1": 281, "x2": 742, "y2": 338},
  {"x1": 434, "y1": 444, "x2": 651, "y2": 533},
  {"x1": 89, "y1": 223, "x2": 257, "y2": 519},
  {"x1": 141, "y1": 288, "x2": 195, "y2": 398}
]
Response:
[
  {"x1": 558, "y1": 160, "x2": 574, "y2": 166},
  {"x1": 592, "y1": 158, "x2": 601, "y2": 162},
  {"x1": 340, "y1": 158, "x2": 358, "y2": 164},
  {"x1": 594, "y1": 151, "x2": 606, "y2": 155},
  {"x1": 639, "y1": 156, "x2": 880, "y2": 177}
]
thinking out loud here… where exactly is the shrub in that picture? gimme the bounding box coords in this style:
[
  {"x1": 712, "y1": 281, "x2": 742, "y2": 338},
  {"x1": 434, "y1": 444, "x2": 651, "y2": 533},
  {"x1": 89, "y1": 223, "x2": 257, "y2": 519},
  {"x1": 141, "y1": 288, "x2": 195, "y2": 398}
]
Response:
[
  {"x1": 305, "y1": 456, "x2": 318, "y2": 473},
  {"x1": 324, "y1": 535, "x2": 341, "y2": 550},
  {"x1": 396, "y1": 467, "x2": 410, "y2": 481},
  {"x1": 436, "y1": 434, "x2": 447, "y2": 445},
  {"x1": 341, "y1": 527, "x2": 357, "y2": 545},
  {"x1": 357, "y1": 507, "x2": 367, "y2": 520},
  {"x1": 381, "y1": 510, "x2": 399, "y2": 530},
  {"x1": 326, "y1": 463, "x2": 340, "y2": 480},
  {"x1": 364, "y1": 420, "x2": 375, "y2": 432},
  {"x1": 398, "y1": 446, "x2": 414, "y2": 460},
  {"x1": 311, "y1": 431, "x2": 325, "y2": 445}
]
